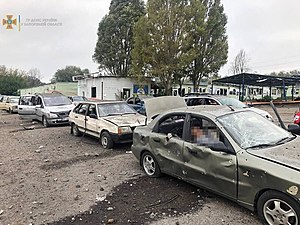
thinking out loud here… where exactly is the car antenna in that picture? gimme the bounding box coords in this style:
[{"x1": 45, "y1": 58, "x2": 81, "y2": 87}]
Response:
[{"x1": 227, "y1": 105, "x2": 235, "y2": 111}]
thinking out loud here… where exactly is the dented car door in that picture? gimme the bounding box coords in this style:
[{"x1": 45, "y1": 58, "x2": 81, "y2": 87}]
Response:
[
  {"x1": 182, "y1": 115, "x2": 237, "y2": 200},
  {"x1": 150, "y1": 113, "x2": 187, "y2": 177}
]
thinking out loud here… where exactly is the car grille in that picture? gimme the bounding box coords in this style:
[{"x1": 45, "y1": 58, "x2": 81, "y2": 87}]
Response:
[{"x1": 57, "y1": 111, "x2": 70, "y2": 118}]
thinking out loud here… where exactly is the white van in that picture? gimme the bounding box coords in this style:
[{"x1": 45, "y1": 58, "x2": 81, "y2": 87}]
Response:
[{"x1": 18, "y1": 93, "x2": 75, "y2": 127}]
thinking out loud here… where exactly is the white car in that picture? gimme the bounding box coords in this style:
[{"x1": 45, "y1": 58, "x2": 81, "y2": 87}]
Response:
[
  {"x1": 18, "y1": 93, "x2": 75, "y2": 127},
  {"x1": 184, "y1": 95, "x2": 273, "y2": 121},
  {"x1": 4, "y1": 96, "x2": 20, "y2": 113},
  {"x1": 69, "y1": 101, "x2": 147, "y2": 149}
]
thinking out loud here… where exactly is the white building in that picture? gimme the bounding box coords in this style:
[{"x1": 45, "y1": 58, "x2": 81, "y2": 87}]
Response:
[{"x1": 73, "y1": 73, "x2": 151, "y2": 100}]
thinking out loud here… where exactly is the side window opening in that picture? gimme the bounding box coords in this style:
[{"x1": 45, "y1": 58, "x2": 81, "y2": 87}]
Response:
[
  {"x1": 77, "y1": 104, "x2": 88, "y2": 115},
  {"x1": 87, "y1": 104, "x2": 97, "y2": 117},
  {"x1": 190, "y1": 116, "x2": 235, "y2": 154},
  {"x1": 157, "y1": 115, "x2": 186, "y2": 139}
]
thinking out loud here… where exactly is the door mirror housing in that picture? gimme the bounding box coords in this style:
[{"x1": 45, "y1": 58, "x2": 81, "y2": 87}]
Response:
[
  {"x1": 287, "y1": 124, "x2": 300, "y2": 135},
  {"x1": 209, "y1": 141, "x2": 230, "y2": 152}
]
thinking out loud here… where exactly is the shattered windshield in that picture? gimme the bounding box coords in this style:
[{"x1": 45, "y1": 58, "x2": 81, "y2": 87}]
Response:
[
  {"x1": 43, "y1": 96, "x2": 72, "y2": 106},
  {"x1": 98, "y1": 102, "x2": 136, "y2": 117},
  {"x1": 218, "y1": 98, "x2": 247, "y2": 109},
  {"x1": 217, "y1": 111, "x2": 293, "y2": 149}
]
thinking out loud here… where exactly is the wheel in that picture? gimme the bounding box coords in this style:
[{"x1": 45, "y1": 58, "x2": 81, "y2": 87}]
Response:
[
  {"x1": 42, "y1": 116, "x2": 49, "y2": 127},
  {"x1": 71, "y1": 124, "x2": 80, "y2": 136},
  {"x1": 257, "y1": 190, "x2": 300, "y2": 225},
  {"x1": 8, "y1": 108, "x2": 12, "y2": 113},
  {"x1": 141, "y1": 152, "x2": 161, "y2": 178},
  {"x1": 100, "y1": 131, "x2": 113, "y2": 149}
]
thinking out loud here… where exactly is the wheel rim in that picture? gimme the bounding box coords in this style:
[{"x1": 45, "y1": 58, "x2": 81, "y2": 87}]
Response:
[
  {"x1": 263, "y1": 198, "x2": 298, "y2": 225},
  {"x1": 142, "y1": 155, "x2": 156, "y2": 176},
  {"x1": 101, "y1": 136, "x2": 108, "y2": 148}
]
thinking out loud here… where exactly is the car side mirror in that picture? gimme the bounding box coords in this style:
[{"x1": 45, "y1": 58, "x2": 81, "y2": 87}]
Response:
[
  {"x1": 288, "y1": 124, "x2": 300, "y2": 135},
  {"x1": 209, "y1": 141, "x2": 230, "y2": 152},
  {"x1": 89, "y1": 114, "x2": 98, "y2": 119},
  {"x1": 166, "y1": 133, "x2": 173, "y2": 141}
]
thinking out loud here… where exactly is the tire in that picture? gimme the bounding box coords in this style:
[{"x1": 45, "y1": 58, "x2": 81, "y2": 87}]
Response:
[
  {"x1": 141, "y1": 151, "x2": 161, "y2": 178},
  {"x1": 71, "y1": 124, "x2": 80, "y2": 136},
  {"x1": 42, "y1": 116, "x2": 49, "y2": 127},
  {"x1": 100, "y1": 131, "x2": 113, "y2": 149},
  {"x1": 8, "y1": 108, "x2": 12, "y2": 114},
  {"x1": 257, "y1": 190, "x2": 300, "y2": 225}
]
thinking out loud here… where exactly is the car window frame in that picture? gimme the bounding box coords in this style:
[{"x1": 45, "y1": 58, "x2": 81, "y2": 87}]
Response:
[
  {"x1": 153, "y1": 112, "x2": 188, "y2": 140},
  {"x1": 187, "y1": 113, "x2": 236, "y2": 154},
  {"x1": 87, "y1": 103, "x2": 98, "y2": 118}
]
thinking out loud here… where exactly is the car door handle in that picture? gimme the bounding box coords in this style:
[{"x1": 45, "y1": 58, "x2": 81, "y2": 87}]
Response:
[
  {"x1": 187, "y1": 147, "x2": 197, "y2": 155},
  {"x1": 153, "y1": 137, "x2": 161, "y2": 142},
  {"x1": 19, "y1": 107, "x2": 23, "y2": 110},
  {"x1": 74, "y1": 116, "x2": 78, "y2": 118}
]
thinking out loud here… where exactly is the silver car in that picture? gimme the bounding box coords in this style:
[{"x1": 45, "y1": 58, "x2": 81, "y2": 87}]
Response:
[{"x1": 18, "y1": 93, "x2": 74, "y2": 127}]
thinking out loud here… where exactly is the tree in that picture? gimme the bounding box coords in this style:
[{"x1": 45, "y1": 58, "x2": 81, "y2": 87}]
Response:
[
  {"x1": 269, "y1": 70, "x2": 300, "y2": 77},
  {"x1": 131, "y1": 0, "x2": 197, "y2": 95},
  {"x1": 25, "y1": 68, "x2": 44, "y2": 87},
  {"x1": 229, "y1": 49, "x2": 251, "y2": 75},
  {"x1": 51, "y1": 66, "x2": 89, "y2": 83},
  {"x1": 188, "y1": 0, "x2": 228, "y2": 92},
  {"x1": 0, "y1": 66, "x2": 27, "y2": 95},
  {"x1": 93, "y1": 0, "x2": 145, "y2": 76}
]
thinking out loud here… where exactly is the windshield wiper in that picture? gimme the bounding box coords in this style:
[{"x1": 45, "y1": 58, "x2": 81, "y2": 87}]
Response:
[
  {"x1": 275, "y1": 136, "x2": 294, "y2": 145},
  {"x1": 246, "y1": 143, "x2": 275, "y2": 150}
]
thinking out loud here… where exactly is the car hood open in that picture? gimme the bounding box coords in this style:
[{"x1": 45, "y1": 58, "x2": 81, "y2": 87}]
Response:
[
  {"x1": 103, "y1": 114, "x2": 146, "y2": 127},
  {"x1": 246, "y1": 136, "x2": 300, "y2": 171},
  {"x1": 144, "y1": 96, "x2": 187, "y2": 121}
]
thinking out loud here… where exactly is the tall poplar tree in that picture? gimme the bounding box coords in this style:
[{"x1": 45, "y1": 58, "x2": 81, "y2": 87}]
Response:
[
  {"x1": 93, "y1": 0, "x2": 145, "y2": 76},
  {"x1": 188, "y1": 0, "x2": 228, "y2": 92},
  {"x1": 132, "y1": 0, "x2": 228, "y2": 94},
  {"x1": 132, "y1": 0, "x2": 196, "y2": 95}
]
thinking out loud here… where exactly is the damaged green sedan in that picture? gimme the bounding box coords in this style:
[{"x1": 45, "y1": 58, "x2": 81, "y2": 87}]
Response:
[{"x1": 132, "y1": 99, "x2": 300, "y2": 225}]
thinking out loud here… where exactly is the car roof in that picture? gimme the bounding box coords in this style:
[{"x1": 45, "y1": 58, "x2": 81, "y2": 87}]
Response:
[
  {"x1": 37, "y1": 93, "x2": 66, "y2": 97},
  {"x1": 76, "y1": 100, "x2": 126, "y2": 104},
  {"x1": 160, "y1": 105, "x2": 241, "y2": 119}
]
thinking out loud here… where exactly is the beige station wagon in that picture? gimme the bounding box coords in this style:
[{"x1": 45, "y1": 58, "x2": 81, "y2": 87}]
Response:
[{"x1": 69, "y1": 101, "x2": 147, "y2": 149}]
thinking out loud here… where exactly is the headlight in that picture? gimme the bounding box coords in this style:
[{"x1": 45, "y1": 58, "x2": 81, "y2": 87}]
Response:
[
  {"x1": 118, "y1": 126, "x2": 132, "y2": 134},
  {"x1": 49, "y1": 112, "x2": 59, "y2": 118}
]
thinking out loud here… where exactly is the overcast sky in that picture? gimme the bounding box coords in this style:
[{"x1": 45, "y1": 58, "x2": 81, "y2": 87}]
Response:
[{"x1": 1, "y1": 0, "x2": 300, "y2": 82}]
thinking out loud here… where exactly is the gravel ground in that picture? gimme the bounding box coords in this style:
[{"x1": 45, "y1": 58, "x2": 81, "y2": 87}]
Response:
[{"x1": 0, "y1": 104, "x2": 298, "y2": 225}]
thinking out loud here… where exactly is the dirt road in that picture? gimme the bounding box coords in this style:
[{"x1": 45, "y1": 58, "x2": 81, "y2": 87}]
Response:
[{"x1": 0, "y1": 104, "x2": 297, "y2": 225}]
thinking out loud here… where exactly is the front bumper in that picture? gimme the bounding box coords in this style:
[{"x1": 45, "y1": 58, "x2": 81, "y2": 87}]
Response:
[
  {"x1": 110, "y1": 132, "x2": 133, "y2": 144},
  {"x1": 47, "y1": 117, "x2": 70, "y2": 125}
]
